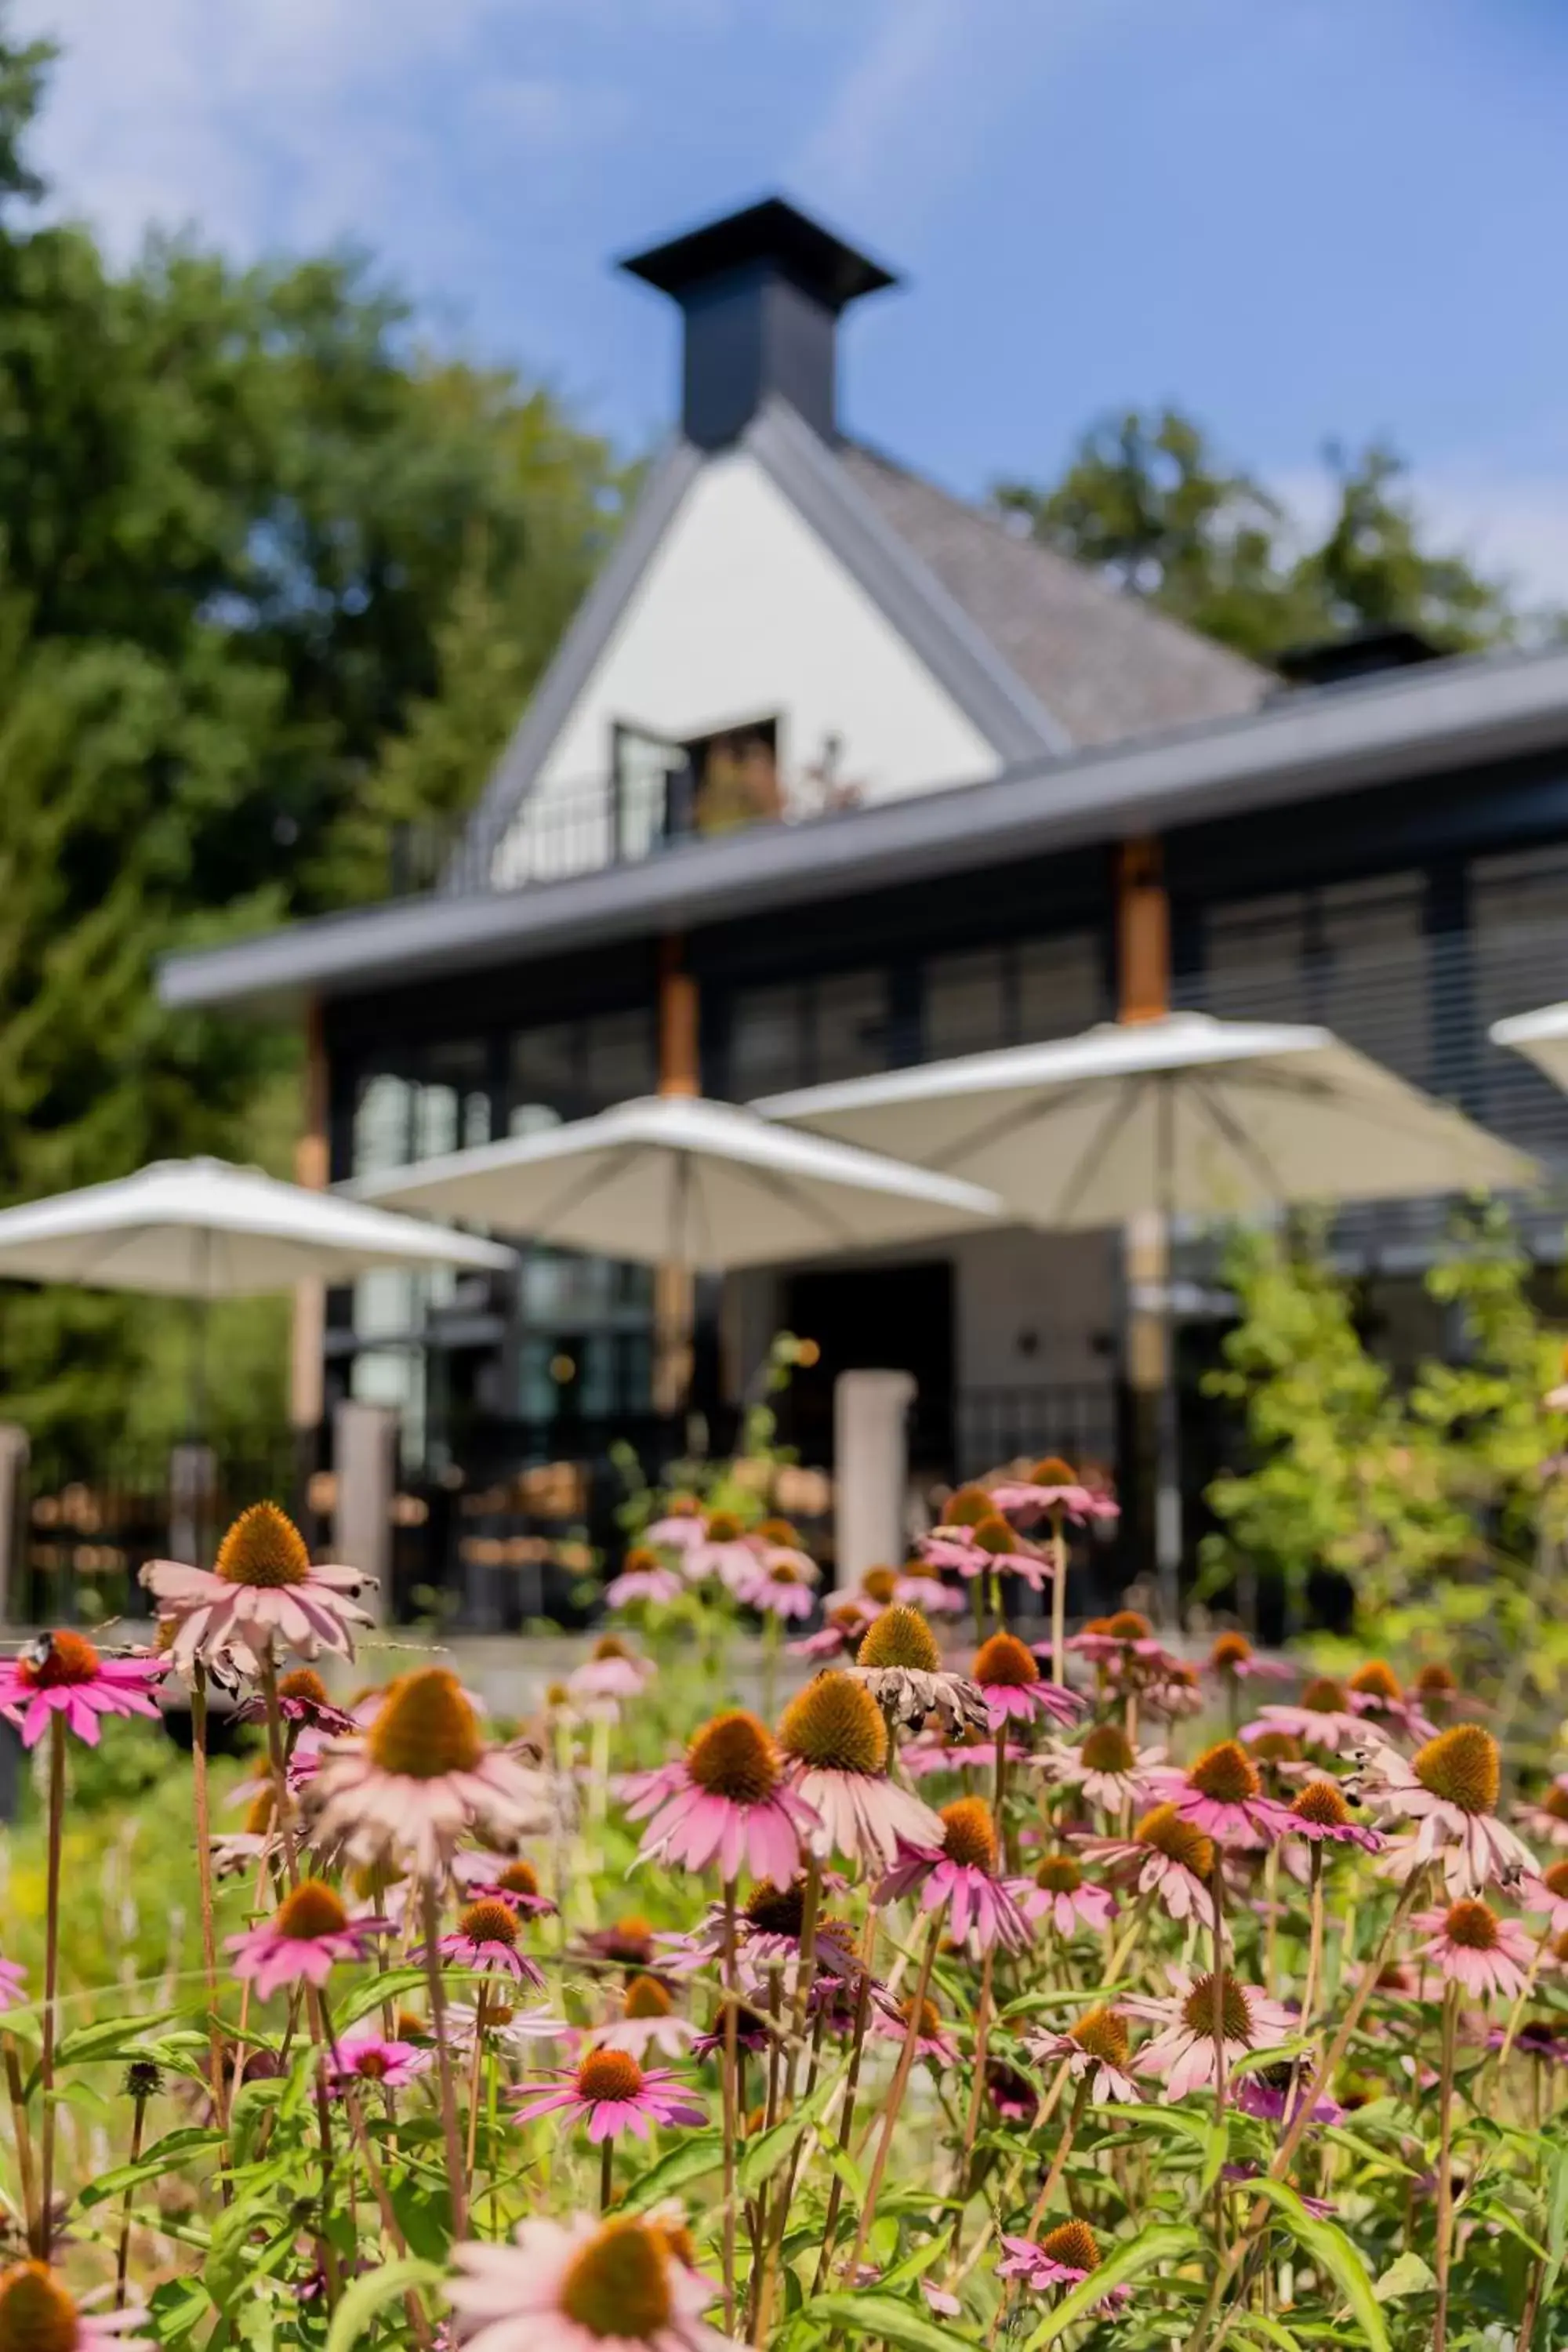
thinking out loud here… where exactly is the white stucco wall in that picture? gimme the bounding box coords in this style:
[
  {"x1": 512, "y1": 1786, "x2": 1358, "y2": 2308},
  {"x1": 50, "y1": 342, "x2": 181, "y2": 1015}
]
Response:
[{"x1": 494, "y1": 448, "x2": 999, "y2": 878}]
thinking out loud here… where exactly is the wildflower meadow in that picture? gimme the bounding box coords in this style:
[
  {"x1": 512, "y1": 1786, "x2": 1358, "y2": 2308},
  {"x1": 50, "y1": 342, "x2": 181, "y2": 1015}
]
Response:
[{"x1": 0, "y1": 1465, "x2": 1565, "y2": 2352}]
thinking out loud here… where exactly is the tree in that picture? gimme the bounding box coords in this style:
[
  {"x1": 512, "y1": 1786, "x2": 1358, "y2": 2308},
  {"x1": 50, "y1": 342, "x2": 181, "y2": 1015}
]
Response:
[{"x1": 994, "y1": 406, "x2": 1516, "y2": 662}]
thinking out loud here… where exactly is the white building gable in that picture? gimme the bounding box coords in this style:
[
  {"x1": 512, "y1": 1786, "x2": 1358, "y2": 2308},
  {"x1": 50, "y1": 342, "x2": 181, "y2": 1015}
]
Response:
[{"x1": 492, "y1": 445, "x2": 1000, "y2": 886}]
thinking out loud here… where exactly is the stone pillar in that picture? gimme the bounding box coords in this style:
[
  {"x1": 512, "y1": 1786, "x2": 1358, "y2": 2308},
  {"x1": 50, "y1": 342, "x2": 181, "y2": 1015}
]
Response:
[
  {"x1": 833, "y1": 1370, "x2": 916, "y2": 1587},
  {"x1": 332, "y1": 1399, "x2": 397, "y2": 1624},
  {"x1": 169, "y1": 1443, "x2": 217, "y2": 1569},
  {"x1": 1116, "y1": 835, "x2": 1178, "y2": 1619},
  {"x1": 0, "y1": 1424, "x2": 28, "y2": 1624}
]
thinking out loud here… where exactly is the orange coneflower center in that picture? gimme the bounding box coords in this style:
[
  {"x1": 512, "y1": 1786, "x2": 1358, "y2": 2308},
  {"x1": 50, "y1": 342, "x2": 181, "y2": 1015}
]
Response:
[
  {"x1": 974, "y1": 1631, "x2": 1038, "y2": 1688},
  {"x1": 495, "y1": 1859, "x2": 540, "y2": 1899},
  {"x1": 600, "y1": 1917, "x2": 654, "y2": 1962},
  {"x1": 972, "y1": 1515, "x2": 1019, "y2": 1557},
  {"x1": 858, "y1": 1607, "x2": 941, "y2": 1674},
  {"x1": 940, "y1": 1798, "x2": 997, "y2": 1872},
  {"x1": 366, "y1": 1668, "x2": 485, "y2": 1780},
  {"x1": 944, "y1": 1486, "x2": 993, "y2": 1529},
  {"x1": 275, "y1": 1880, "x2": 349, "y2": 1940},
  {"x1": 704, "y1": 1512, "x2": 743, "y2": 1544},
  {"x1": 1292, "y1": 1780, "x2": 1353, "y2": 1829},
  {"x1": 622, "y1": 1546, "x2": 659, "y2": 1576},
  {"x1": 1247, "y1": 1731, "x2": 1301, "y2": 1766},
  {"x1": 242, "y1": 1788, "x2": 278, "y2": 1837},
  {"x1": 17, "y1": 1631, "x2": 101, "y2": 1688},
  {"x1": 1029, "y1": 1456, "x2": 1076, "y2": 1487},
  {"x1": 577, "y1": 2048, "x2": 645, "y2": 2103},
  {"x1": 1210, "y1": 1632, "x2": 1253, "y2": 1672},
  {"x1": 766, "y1": 1563, "x2": 804, "y2": 1586},
  {"x1": 214, "y1": 1501, "x2": 311, "y2": 1588},
  {"x1": 623, "y1": 1975, "x2": 673, "y2": 2021},
  {"x1": 744, "y1": 1879, "x2": 807, "y2": 1939},
  {"x1": 1068, "y1": 2006, "x2": 1128, "y2": 2067},
  {"x1": 1414, "y1": 1726, "x2": 1501, "y2": 1817},
  {"x1": 1105, "y1": 1611, "x2": 1152, "y2": 1642},
  {"x1": 1542, "y1": 1860, "x2": 1568, "y2": 1899},
  {"x1": 1189, "y1": 1741, "x2": 1260, "y2": 1805},
  {"x1": 1040, "y1": 2220, "x2": 1100, "y2": 2274},
  {"x1": 1348, "y1": 1661, "x2": 1402, "y2": 1704},
  {"x1": 560, "y1": 2217, "x2": 673, "y2": 2340},
  {"x1": 352, "y1": 1856, "x2": 402, "y2": 1904},
  {"x1": 1034, "y1": 1853, "x2": 1082, "y2": 1895},
  {"x1": 1299, "y1": 1676, "x2": 1348, "y2": 1715},
  {"x1": 1134, "y1": 1804, "x2": 1214, "y2": 1878},
  {"x1": 0, "y1": 2263, "x2": 79, "y2": 2352},
  {"x1": 779, "y1": 1673, "x2": 887, "y2": 1776},
  {"x1": 1543, "y1": 1785, "x2": 1568, "y2": 1825},
  {"x1": 685, "y1": 1711, "x2": 779, "y2": 1805},
  {"x1": 859, "y1": 1567, "x2": 898, "y2": 1605},
  {"x1": 459, "y1": 1900, "x2": 518, "y2": 1948},
  {"x1": 1414, "y1": 1662, "x2": 1457, "y2": 1699},
  {"x1": 666, "y1": 1493, "x2": 702, "y2": 1520},
  {"x1": 592, "y1": 1635, "x2": 631, "y2": 1664},
  {"x1": 1443, "y1": 1899, "x2": 1501, "y2": 1952},
  {"x1": 1180, "y1": 1970, "x2": 1254, "y2": 2044},
  {"x1": 903, "y1": 1994, "x2": 944, "y2": 2039},
  {"x1": 278, "y1": 1668, "x2": 330, "y2": 1707},
  {"x1": 757, "y1": 1518, "x2": 800, "y2": 1548},
  {"x1": 652, "y1": 2218, "x2": 698, "y2": 2270},
  {"x1": 353, "y1": 2049, "x2": 391, "y2": 2080},
  {"x1": 1080, "y1": 1723, "x2": 1135, "y2": 1775}
]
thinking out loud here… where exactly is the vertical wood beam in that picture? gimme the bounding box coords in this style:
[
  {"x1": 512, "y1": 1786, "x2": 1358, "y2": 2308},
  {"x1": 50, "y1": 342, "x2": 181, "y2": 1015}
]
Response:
[{"x1": 1116, "y1": 837, "x2": 1171, "y2": 1024}]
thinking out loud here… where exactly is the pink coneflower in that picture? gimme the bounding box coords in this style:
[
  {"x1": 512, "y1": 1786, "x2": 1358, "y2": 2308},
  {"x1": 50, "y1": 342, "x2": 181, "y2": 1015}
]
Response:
[
  {"x1": 327, "y1": 2033, "x2": 433, "y2": 2090},
  {"x1": 1028, "y1": 2005, "x2": 1138, "y2": 2103},
  {"x1": 1039, "y1": 1722, "x2": 1165, "y2": 1816},
  {"x1": 920, "y1": 1513, "x2": 1048, "y2": 1591},
  {"x1": 777, "y1": 1673, "x2": 944, "y2": 1869},
  {"x1": 1523, "y1": 1857, "x2": 1568, "y2": 1934},
  {"x1": 875, "y1": 1798, "x2": 1033, "y2": 1956},
  {"x1": 303, "y1": 1668, "x2": 553, "y2": 1875},
  {"x1": 0, "y1": 1631, "x2": 165, "y2": 1749},
  {"x1": 445, "y1": 2212, "x2": 732, "y2": 2352},
  {"x1": 1355, "y1": 1726, "x2": 1537, "y2": 1896},
  {"x1": 578, "y1": 1918, "x2": 660, "y2": 1973},
  {"x1": 971, "y1": 1631, "x2": 1082, "y2": 1732},
  {"x1": 510, "y1": 2050, "x2": 705, "y2": 2144},
  {"x1": 0, "y1": 1957, "x2": 23, "y2": 2013},
  {"x1": 1235, "y1": 2067, "x2": 1341, "y2": 2128},
  {"x1": 232, "y1": 1664, "x2": 358, "y2": 1737},
  {"x1": 0, "y1": 2263, "x2": 151, "y2": 2352},
  {"x1": 905, "y1": 1730, "x2": 1029, "y2": 1779},
  {"x1": 1066, "y1": 1611, "x2": 1179, "y2": 1685},
  {"x1": 605, "y1": 1548, "x2": 688, "y2": 1610},
  {"x1": 429, "y1": 1899, "x2": 548, "y2": 1988},
  {"x1": 997, "y1": 2223, "x2": 1129, "y2": 2313},
  {"x1": 1417, "y1": 1900, "x2": 1534, "y2": 2001},
  {"x1": 590, "y1": 1976, "x2": 696, "y2": 2061},
  {"x1": 454, "y1": 1853, "x2": 557, "y2": 1917},
  {"x1": 1243, "y1": 1676, "x2": 1368, "y2": 1756},
  {"x1": 642, "y1": 1495, "x2": 706, "y2": 1551},
  {"x1": 989, "y1": 1453, "x2": 1120, "y2": 1526},
  {"x1": 1152, "y1": 1740, "x2": 1294, "y2": 1851},
  {"x1": 1142, "y1": 1661, "x2": 1206, "y2": 1722},
  {"x1": 676, "y1": 1510, "x2": 763, "y2": 1593},
  {"x1": 789, "y1": 1604, "x2": 870, "y2": 1661},
  {"x1": 1207, "y1": 1632, "x2": 1290, "y2": 1686},
  {"x1": 1345, "y1": 1660, "x2": 1435, "y2": 1742},
  {"x1": 1129, "y1": 1969, "x2": 1296, "y2": 2101},
  {"x1": 894, "y1": 1567, "x2": 964, "y2": 1615},
  {"x1": 227, "y1": 1878, "x2": 389, "y2": 1999},
  {"x1": 739, "y1": 1560, "x2": 816, "y2": 1621},
  {"x1": 142, "y1": 1501, "x2": 373, "y2": 1673},
  {"x1": 1022, "y1": 1852, "x2": 1116, "y2": 1937},
  {"x1": 622, "y1": 1710, "x2": 818, "y2": 1884},
  {"x1": 1286, "y1": 1779, "x2": 1382, "y2": 1851},
  {"x1": 869, "y1": 1992, "x2": 959, "y2": 2067},
  {"x1": 987, "y1": 2063, "x2": 1038, "y2": 2124},
  {"x1": 569, "y1": 1635, "x2": 656, "y2": 1708},
  {"x1": 1515, "y1": 1776, "x2": 1568, "y2": 1849},
  {"x1": 1076, "y1": 1804, "x2": 1218, "y2": 1927},
  {"x1": 845, "y1": 1607, "x2": 989, "y2": 1733}
]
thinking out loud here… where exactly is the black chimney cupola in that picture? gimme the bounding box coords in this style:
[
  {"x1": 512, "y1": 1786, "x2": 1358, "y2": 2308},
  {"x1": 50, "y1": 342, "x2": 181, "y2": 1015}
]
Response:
[{"x1": 619, "y1": 196, "x2": 897, "y2": 452}]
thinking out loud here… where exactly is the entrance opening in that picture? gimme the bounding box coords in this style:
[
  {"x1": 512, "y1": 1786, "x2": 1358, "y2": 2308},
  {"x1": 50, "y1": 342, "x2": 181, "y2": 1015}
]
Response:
[{"x1": 782, "y1": 1262, "x2": 954, "y2": 1475}]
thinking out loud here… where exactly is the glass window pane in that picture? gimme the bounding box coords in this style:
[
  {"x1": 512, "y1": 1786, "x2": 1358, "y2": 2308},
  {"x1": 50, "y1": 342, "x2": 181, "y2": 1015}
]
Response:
[
  {"x1": 815, "y1": 971, "x2": 888, "y2": 1083},
  {"x1": 583, "y1": 1008, "x2": 656, "y2": 1105},
  {"x1": 353, "y1": 1075, "x2": 412, "y2": 1176},
  {"x1": 1016, "y1": 935, "x2": 1104, "y2": 1044},
  {"x1": 730, "y1": 982, "x2": 808, "y2": 1098},
  {"x1": 926, "y1": 948, "x2": 1007, "y2": 1060}
]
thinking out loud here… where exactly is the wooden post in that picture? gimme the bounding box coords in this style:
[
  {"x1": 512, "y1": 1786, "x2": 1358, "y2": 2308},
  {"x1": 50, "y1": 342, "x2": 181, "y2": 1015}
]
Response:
[
  {"x1": 654, "y1": 939, "x2": 699, "y2": 1414},
  {"x1": 290, "y1": 1000, "x2": 328, "y2": 1437},
  {"x1": 1116, "y1": 840, "x2": 1174, "y2": 1604},
  {"x1": 1116, "y1": 838, "x2": 1170, "y2": 1025}
]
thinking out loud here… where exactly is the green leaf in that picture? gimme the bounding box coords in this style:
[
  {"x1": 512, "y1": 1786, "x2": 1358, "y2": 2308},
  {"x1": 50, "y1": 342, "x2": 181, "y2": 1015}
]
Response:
[
  {"x1": 55, "y1": 2011, "x2": 176, "y2": 2065},
  {"x1": 1018, "y1": 2225, "x2": 1201, "y2": 2350},
  {"x1": 1242, "y1": 2179, "x2": 1389, "y2": 2350},
  {"x1": 78, "y1": 2127, "x2": 227, "y2": 2207},
  {"x1": 324, "y1": 2259, "x2": 444, "y2": 2352},
  {"x1": 800, "y1": 2291, "x2": 977, "y2": 2352},
  {"x1": 1232, "y1": 2317, "x2": 1307, "y2": 2351},
  {"x1": 1372, "y1": 2251, "x2": 1436, "y2": 2302},
  {"x1": 737, "y1": 2074, "x2": 837, "y2": 2197},
  {"x1": 621, "y1": 2131, "x2": 725, "y2": 2213},
  {"x1": 328, "y1": 1969, "x2": 432, "y2": 2033}
]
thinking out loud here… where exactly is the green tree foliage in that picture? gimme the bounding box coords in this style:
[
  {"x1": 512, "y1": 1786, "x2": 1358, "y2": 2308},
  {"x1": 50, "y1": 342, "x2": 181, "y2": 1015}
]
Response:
[
  {"x1": 993, "y1": 407, "x2": 1516, "y2": 662},
  {"x1": 0, "y1": 20, "x2": 627, "y2": 1454}
]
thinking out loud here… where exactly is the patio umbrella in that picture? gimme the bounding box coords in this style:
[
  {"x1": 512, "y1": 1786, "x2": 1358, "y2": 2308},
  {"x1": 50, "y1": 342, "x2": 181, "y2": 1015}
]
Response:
[
  {"x1": 1491, "y1": 1000, "x2": 1568, "y2": 1090},
  {"x1": 757, "y1": 1011, "x2": 1536, "y2": 1610},
  {"x1": 350, "y1": 1093, "x2": 1001, "y2": 1269}
]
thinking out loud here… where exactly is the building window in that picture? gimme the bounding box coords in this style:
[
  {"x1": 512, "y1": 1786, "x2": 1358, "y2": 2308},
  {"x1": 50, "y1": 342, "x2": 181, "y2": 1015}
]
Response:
[
  {"x1": 926, "y1": 947, "x2": 1008, "y2": 1060},
  {"x1": 1196, "y1": 873, "x2": 1426, "y2": 1082},
  {"x1": 923, "y1": 932, "x2": 1105, "y2": 1062}
]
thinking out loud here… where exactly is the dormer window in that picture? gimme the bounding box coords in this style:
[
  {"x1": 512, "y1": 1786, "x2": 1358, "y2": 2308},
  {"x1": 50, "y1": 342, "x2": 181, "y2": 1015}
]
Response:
[{"x1": 613, "y1": 714, "x2": 781, "y2": 855}]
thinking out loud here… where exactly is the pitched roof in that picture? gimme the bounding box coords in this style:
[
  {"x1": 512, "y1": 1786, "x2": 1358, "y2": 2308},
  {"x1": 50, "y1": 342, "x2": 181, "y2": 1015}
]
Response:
[{"x1": 836, "y1": 440, "x2": 1269, "y2": 747}]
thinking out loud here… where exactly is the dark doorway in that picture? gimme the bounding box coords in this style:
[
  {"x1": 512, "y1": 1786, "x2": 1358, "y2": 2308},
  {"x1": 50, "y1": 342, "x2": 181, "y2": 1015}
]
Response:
[{"x1": 782, "y1": 1262, "x2": 955, "y2": 1475}]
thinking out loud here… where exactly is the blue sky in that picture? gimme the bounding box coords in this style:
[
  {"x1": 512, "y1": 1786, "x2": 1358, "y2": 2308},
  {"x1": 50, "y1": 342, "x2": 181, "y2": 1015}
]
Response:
[{"x1": 21, "y1": 1, "x2": 1568, "y2": 595}]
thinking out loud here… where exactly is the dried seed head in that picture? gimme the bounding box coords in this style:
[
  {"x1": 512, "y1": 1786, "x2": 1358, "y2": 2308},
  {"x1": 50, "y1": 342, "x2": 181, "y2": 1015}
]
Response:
[
  {"x1": 1134, "y1": 1803, "x2": 1214, "y2": 1879},
  {"x1": 1348, "y1": 1661, "x2": 1402, "y2": 1704},
  {"x1": 1443, "y1": 1899, "x2": 1501, "y2": 1952},
  {"x1": 939, "y1": 1798, "x2": 996, "y2": 1872},
  {"x1": 0, "y1": 2264, "x2": 79, "y2": 2352},
  {"x1": 685, "y1": 1711, "x2": 779, "y2": 1804},
  {"x1": 973, "y1": 1632, "x2": 1038, "y2": 1688},
  {"x1": 1067, "y1": 2006, "x2": 1128, "y2": 2067},
  {"x1": 1291, "y1": 1780, "x2": 1352, "y2": 1829},
  {"x1": 1040, "y1": 2220, "x2": 1099, "y2": 2274},
  {"x1": 123, "y1": 2058, "x2": 163, "y2": 2100},
  {"x1": 1414, "y1": 1726, "x2": 1501, "y2": 1817},
  {"x1": 278, "y1": 1668, "x2": 329, "y2": 1706},
  {"x1": 576, "y1": 2048, "x2": 645, "y2": 2103},
  {"x1": 366, "y1": 1668, "x2": 485, "y2": 1779},
  {"x1": 458, "y1": 1900, "x2": 518, "y2": 1948},
  {"x1": 624, "y1": 1975, "x2": 673, "y2": 2020},
  {"x1": 778, "y1": 1673, "x2": 887, "y2": 1776},
  {"x1": 214, "y1": 1502, "x2": 311, "y2": 1589},
  {"x1": 744, "y1": 1879, "x2": 808, "y2": 1939},
  {"x1": 1188, "y1": 1741, "x2": 1260, "y2": 1806},
  {"x1": 857, "y1": 1607, "x2": 941, "y2": 1674},
  {"x1": 1179, "y1": 1969, "x2": 1254, "y2": 2043},
  {"x1": 1080, "y1": 1723, "x2": 1135, "y2": 1775},
  {"x1": 559, "y1": 2217, "x2": 672, "y2": 2341},
  {"x1": 274, "y1": 1880, "x2": 349, "y2": 1940}
]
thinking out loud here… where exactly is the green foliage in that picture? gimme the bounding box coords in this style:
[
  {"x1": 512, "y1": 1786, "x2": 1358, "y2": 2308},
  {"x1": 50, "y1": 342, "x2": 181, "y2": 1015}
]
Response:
[{"x1": 993, "y1": 407, "x2": 1518, "y2": 662}]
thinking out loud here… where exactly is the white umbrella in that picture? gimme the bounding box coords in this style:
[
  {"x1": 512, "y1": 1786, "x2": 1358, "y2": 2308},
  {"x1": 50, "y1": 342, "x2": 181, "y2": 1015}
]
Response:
[
  {"x1": 0, "y1": 1156, "x2": 515, "y2": 1293},
  {"x1": 757, "y1": 1012, "x2": 1536, "y2": 1611},
  {"x1": 350, "y1": 1094, "x2": 1001, "y2": 1269},
  {"x1": 1491, "y1": 1002, "x2": 1568, "y2": 1091}
]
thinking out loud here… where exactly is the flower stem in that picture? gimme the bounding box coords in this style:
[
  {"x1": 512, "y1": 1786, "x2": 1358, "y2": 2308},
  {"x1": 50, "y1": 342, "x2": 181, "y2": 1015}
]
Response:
[
  {"x1": 1435, "y1": 1977, "x2": 1460, "y2": 2352},
  {"x1": 812, "y1": 1915, "x2": 877, "y2": 2290},
  {"x1": 1210, "y1": 1851, "x2": 1228, "y2": 2144},
  {"x1": 420, "y1": 1876, "x2": 468, "y2": 2239},
  {"x1": 115, "y1": 2089, "x2": 147, "y2": 2298},
  {"x1": 721, "y1": 1876, "x2": 740, "y2": 2333},
  {"x1": 846, "y1": 1913, "x2": 942, "y2": 2283},
  {"x1": 258, "y1": 1646, "x2": 300, "y2": 1888},
  {"x1": 1025, "y1": 2074, "x2": 1090, "y2": 2235},
  {"x1": 3, "y1": 2033, "x2": 39, "y2": 2256},
  {"x1": 189, "y1": 1662, "x2": 230, "y2": 2143},
  {"x1": 1048, "y1": 1509, "x2": 1067, "y2": 1690},
  {"x1": 39, "y1": 1711, "x2": 65, "y2": 2259},
  {"x1": 600, "y1": 2134, "x2": 614, "y2": 2212}
]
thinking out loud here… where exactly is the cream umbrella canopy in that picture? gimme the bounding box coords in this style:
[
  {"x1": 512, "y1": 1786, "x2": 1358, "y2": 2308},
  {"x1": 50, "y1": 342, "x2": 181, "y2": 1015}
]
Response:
[
  {"x1": 1491, "y1": 1001, "x2": 1568, "y2": 1090},
  {"x1": 757, "y1": 1011, "x2": 1536, "y2": 1611}
]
